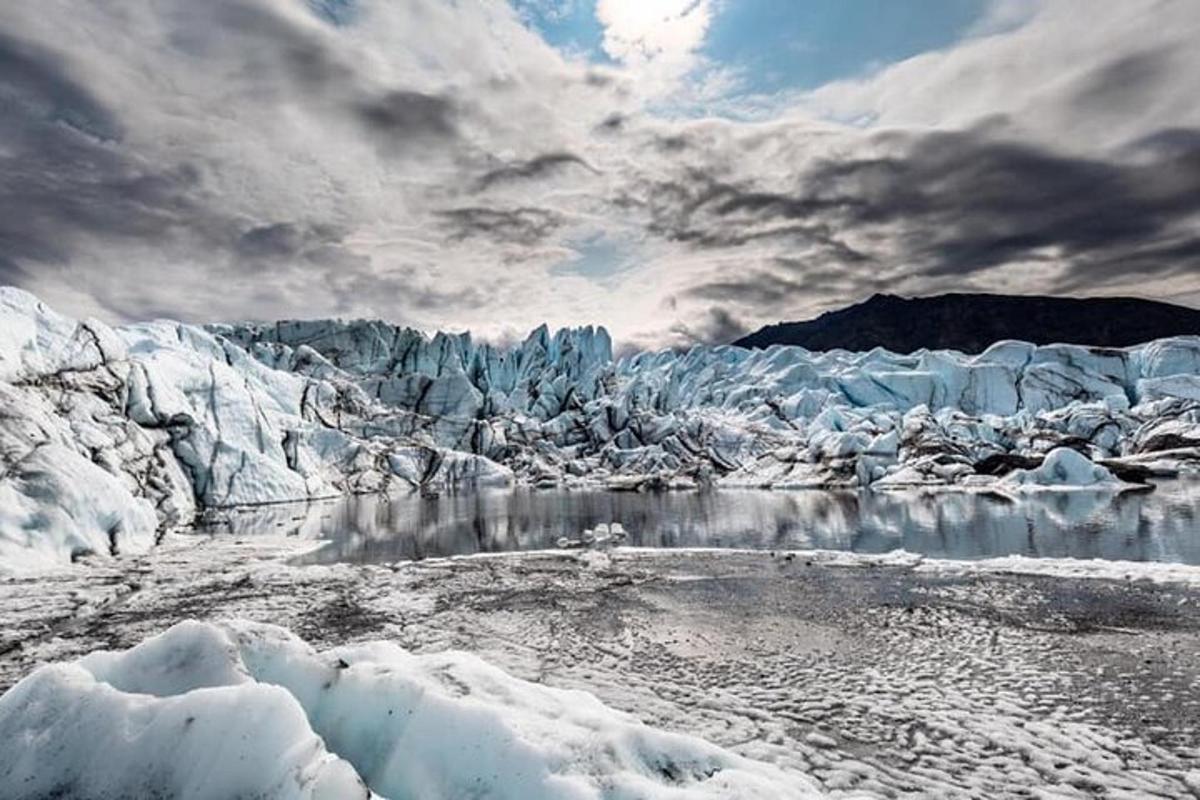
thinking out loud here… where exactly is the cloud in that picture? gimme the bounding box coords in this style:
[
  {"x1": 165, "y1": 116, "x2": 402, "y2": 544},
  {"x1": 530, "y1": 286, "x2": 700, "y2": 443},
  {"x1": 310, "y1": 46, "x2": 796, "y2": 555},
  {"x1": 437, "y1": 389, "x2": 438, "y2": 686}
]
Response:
[
  {"x1": 596, "y1": 0, "x2": 713, "y2": 72},
  {"x1": 0, "y1": 0, "x2": 613, "y2": 326},
  {"x1": 0, "y1": 29, "x2": 223, "y2": 283},
  {"x1": 669, "y1": 306, "x2": 750, "y2": 347},
  {"x1": 1070, "y1": 49, "x2": 1178, "y2": 119},
  {"x1": 650, "y1": 123, "x2": 1200, "y2": 327},
  {"x1": 476, "y1": 152, "x2": 595, "y2": 190},
  {"x1": 235, "y1": 222, "x2": 349, "y2": 260},
  {"x1": 438, "y1": 207, "x2": 565, "y2": 246},
  {"x1": 0, "y1": 31, "x2": 120, "y2": 141},
  {"x1": 803, "y1": 0, "x2": 1200, "y2": 148},
  {"x1": 355, "y1": 90, "x2": 458, "y2": 141},
  {"x1": 745, "y1": 127, "x2": 1200, "y2": 277},
  {"x1": 683, "y1": 271, "x2": 806, "y2": 308},
  {"x1": 0, "y1": 0, "x2": 1197, "y2": 347}
]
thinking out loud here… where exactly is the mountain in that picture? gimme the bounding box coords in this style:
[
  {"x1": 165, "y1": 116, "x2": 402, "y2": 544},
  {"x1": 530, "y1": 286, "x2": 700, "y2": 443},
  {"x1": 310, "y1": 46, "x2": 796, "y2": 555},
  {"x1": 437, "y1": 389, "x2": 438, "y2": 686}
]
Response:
[{"x1": 733, "y1": 293, "x2": 1200, "y2": 353}]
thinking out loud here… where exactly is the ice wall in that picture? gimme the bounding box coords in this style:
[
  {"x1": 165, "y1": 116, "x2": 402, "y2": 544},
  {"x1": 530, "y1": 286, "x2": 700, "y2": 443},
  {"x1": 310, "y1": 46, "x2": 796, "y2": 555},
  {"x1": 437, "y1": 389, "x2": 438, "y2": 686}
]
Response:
[{"x1": 3, "y1": 286, "x2": 1200, "y2": 569}]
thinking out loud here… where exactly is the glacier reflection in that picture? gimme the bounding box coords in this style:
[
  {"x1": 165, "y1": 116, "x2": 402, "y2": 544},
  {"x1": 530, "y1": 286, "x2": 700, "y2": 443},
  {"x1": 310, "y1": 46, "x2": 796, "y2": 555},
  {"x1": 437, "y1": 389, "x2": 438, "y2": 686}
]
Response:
[{"x1": 204, "y1": 481, "x2": 1200, "y2": 566}]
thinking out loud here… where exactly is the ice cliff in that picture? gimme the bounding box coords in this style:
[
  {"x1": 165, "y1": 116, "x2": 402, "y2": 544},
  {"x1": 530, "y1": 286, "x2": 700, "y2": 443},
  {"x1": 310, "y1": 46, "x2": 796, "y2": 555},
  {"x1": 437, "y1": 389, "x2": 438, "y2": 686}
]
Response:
[{"x1": 3, "y1": 286, "x2": 1200, "y2": 569}]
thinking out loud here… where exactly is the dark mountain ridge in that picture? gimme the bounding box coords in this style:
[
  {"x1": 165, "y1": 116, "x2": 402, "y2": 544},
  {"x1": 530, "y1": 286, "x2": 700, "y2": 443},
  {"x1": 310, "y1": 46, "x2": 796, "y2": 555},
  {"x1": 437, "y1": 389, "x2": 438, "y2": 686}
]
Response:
[{"x1": 733, "y1": 293, "x2": 1200, "y2": 354}]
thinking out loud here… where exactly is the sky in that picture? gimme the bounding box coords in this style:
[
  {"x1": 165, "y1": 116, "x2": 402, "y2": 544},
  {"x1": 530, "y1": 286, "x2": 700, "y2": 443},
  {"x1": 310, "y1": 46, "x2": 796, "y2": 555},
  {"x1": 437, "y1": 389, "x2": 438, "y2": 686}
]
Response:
[{"x1": 1, "y1": 0, "x2": 1199, "y2": 349}]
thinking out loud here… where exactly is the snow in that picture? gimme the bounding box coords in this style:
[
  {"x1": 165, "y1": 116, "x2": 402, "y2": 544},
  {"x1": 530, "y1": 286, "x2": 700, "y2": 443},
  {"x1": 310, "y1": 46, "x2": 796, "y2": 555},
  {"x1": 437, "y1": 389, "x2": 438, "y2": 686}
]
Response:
[
  {"x1": 911, "y1": 551, "x2": 1200, "y2": 586},
  {"x1": 3, "y1": 285, "x2": 1200, "y2": 570},
  {"x1": 0, "y1": 619, "x2": 817, "y2": 799}
]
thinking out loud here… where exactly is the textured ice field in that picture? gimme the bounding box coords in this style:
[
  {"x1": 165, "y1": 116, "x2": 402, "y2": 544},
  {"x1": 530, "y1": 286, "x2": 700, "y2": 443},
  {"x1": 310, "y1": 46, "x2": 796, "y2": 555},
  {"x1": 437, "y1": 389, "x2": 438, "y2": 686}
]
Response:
[{"x1": 3, "y1": 537, "x2": 1199, "y2": 798}]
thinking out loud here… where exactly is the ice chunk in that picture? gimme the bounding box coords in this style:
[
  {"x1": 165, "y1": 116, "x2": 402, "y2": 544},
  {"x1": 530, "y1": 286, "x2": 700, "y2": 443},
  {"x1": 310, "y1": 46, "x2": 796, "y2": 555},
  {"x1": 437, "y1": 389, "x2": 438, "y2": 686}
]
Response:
[
  {"x1": 0, "y1": 444, "x2": 158, "y2": 572},
  {"x1": 0, "y1": 620, "x2": 818, "y2": 799},
  {"x1": 1002, "y1": 447, "x2": 1123, "y2": 489}
]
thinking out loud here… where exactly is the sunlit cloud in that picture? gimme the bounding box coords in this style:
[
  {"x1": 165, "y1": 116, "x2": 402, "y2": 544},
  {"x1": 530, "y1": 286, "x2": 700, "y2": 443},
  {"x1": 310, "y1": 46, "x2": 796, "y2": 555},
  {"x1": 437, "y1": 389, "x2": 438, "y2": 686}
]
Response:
[{"x1": 595, "y1": 0, "x2": 714, "y2": 94}]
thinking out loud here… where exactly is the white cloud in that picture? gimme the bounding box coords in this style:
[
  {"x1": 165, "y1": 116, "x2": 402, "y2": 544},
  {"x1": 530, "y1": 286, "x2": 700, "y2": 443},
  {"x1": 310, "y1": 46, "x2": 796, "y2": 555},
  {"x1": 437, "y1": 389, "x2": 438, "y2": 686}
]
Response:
[
  {"x1": 803, "y1": 0, "x2": 1200, "y2": 152},
  {"x1": 595, "y1": 0, "x2": 715, "y2": 96}
]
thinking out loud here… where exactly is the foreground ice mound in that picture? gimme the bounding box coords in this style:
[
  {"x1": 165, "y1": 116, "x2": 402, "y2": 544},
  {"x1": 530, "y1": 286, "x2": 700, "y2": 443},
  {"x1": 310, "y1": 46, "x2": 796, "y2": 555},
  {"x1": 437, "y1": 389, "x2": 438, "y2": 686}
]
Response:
[
  {"x1": 3, "y1": 285, "x2": 1200, "y2": 569},
  {"x1": 0, "y1": 620, "x2": 816, "y2": 800}
]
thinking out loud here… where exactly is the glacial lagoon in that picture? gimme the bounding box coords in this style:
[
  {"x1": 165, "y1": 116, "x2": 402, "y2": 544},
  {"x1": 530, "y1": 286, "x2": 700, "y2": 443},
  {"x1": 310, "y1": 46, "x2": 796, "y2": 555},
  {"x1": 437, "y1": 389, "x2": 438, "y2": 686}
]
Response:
[{"x1": 200, "y1": 480, "x2": 1200, "y2": 566}]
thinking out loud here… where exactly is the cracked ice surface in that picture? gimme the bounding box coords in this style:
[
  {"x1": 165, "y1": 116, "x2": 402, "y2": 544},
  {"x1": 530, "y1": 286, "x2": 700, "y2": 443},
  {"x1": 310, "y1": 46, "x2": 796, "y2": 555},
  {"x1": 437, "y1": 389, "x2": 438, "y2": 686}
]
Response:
[{"x1": 4, "y1": 285, "x2": 1200, "y2": 570}]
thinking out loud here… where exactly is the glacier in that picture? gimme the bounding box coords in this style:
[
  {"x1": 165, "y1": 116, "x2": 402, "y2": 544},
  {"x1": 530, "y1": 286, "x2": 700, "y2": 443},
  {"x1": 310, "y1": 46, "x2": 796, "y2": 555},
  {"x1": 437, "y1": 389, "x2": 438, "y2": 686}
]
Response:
[{"x1": 2, "y1": 285, "x2": 1200, "y2": 570}]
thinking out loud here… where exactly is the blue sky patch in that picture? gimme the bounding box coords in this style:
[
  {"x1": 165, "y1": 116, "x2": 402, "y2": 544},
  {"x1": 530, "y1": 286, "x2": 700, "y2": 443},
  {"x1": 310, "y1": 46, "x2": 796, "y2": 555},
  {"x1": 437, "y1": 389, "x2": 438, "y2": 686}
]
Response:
[
  {"x1": 550, "y1": 232, "x2": 634, "y2": 282},
  {"x1": 510, "y1": 0, "x2": 613, "y2": 64},
  {"x1": 307, "y1": 0, "x2": 356, "y2": 26},
  {"x1": 510, "y1": 0, "x2": 991, "y2": 96},
  {"x1": 703, "y1": 0, "x2": 991, "y2": 94}
]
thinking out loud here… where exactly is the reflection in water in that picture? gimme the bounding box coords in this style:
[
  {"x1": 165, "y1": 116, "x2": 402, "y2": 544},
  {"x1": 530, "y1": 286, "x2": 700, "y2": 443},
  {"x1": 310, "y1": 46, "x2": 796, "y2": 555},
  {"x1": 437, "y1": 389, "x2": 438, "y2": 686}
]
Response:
[{"x1": 201, "y1": 481, "x2": 1200, "y2": 566}]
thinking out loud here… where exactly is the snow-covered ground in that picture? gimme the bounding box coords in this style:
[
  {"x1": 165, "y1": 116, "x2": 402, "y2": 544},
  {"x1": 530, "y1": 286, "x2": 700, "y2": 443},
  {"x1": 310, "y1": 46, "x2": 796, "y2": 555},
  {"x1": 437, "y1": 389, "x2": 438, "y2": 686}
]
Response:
[
  {"x1": 2, "y1": 536, "x2": 1200, "y2": 798},
  {"x1": 1, "y1": 616, "x2": 813, "y2": 799},
  {"x1": 4, "y1": 286, "x2": 1200, "y2": 571}
]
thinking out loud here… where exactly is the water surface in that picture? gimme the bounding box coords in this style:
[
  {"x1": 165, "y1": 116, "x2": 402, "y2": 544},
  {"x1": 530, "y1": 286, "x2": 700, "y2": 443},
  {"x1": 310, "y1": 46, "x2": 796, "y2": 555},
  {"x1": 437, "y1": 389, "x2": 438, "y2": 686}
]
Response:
[{"x1": 200, "y1": 481, "x2": 1200, "y2": 566}]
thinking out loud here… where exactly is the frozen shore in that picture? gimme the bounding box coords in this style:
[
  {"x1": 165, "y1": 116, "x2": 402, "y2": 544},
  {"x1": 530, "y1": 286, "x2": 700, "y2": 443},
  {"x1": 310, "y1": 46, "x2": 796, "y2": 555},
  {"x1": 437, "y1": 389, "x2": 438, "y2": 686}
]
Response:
[{"x1": 3, "y1": 538, "x2": 1199, "y2": 797}]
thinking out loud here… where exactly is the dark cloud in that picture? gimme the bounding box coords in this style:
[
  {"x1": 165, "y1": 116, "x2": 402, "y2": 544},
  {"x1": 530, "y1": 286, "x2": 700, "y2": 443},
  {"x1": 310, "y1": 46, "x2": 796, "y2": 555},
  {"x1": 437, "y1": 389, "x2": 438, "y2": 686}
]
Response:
[
  {"x1": 709, "y1": 191, "x2": 858, "y2": 220},
  {"x1": 235, "y1": 222, "x2": 347, "y2": 260},
  {"x1": 1126, "y1": 127, "x2": 1200, "y2": 158},
  {"x1": 596, "y1": 113, "x2": 626, "y2": 133},
  {"x1": 583, "y1": 71, "x2": 613, "y2": 88},
  {"x1": 684, "y1": 271, "x2": 806, "y2": 307},
  {"x1": 355, "y1": 90, "x2": 456, "y2": 140},
  {"x1": 476, "y1": 152, "x2": 594, "y2": 190},
  {"x1": 0, "y1": 2, "x2": 456, "y2": 322},
  {"x1": 655, "y1": 134, "x2": 689, "y2": 152},
  {"x1": 437, "y1": 206, "x2": 564, "y2": 246},
  {"x1": 1072, "y1": 48, "x2": 1176, "y2": 117},
  {"x1": 773, "y1": 259, "x2": 888, "y2": 292},
  {"x1": 171, "y1": 2, "x2": 457, "y2": 149},
  {"x1": 814, "y1": 128, "x2": 1200, "y2": 282},
  {"x1": 652, "y1": 125, "x2": 1200, "y2": 321},
  {"x1": 668, "y1": 306, "x2": 750, "y2": 346},
  {"x1": 637, "y1": 120, "x2": 1200, "y2": 334},
  {"x1": 0, "y1": 31, "x2": 212, "y2": 274},
  {"x1": 0, "y1": 32, "x2": 120, "y2": 142},
  {"x1": 622, "y1": 167, "x2": 871, "y2": 258}
]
